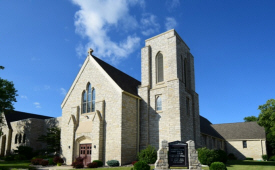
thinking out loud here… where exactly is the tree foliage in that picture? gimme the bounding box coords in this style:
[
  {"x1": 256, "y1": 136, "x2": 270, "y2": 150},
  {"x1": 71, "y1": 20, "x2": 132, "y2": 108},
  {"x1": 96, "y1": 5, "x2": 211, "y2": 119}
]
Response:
[
  {"x1": 0, "y1": 66, "x2": 18, "y2": 126},
  {"x1": 244, "y1": 116, "x2": 258, "y2": 122},
  {"x1": 37, "y1": 127, "x2": 61, "y2": 154}
]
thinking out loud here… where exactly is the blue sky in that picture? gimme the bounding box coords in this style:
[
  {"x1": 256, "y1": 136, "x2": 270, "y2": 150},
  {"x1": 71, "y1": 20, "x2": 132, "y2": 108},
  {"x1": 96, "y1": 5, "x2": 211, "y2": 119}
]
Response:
[{"x1": 1, "y1": 0, "x2": 275, "y2": 124}]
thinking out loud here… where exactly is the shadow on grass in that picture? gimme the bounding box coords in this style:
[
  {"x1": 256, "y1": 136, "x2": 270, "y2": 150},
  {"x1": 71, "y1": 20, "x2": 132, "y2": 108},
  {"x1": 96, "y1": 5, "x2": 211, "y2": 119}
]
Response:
[
  {"x1": 0, "y1": 160, "x2": 36, "y2": 170},
  {"x1": 226, "y1": 160, "x2": 275, "y2": 167}
]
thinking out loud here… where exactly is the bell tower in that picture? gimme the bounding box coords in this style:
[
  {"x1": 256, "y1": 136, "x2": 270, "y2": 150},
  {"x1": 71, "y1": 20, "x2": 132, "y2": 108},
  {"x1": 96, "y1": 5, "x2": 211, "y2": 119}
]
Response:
[{"x1": 138, "y1": 29, "x2": 201, "y2": 150}]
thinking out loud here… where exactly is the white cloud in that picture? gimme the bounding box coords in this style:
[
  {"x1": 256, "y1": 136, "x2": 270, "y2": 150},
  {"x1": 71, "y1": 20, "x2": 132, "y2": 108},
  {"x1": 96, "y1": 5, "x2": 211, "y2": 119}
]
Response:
[
  {"x1": 60, "y1": 88, "x2": 67, "y2": 96},
  {"x1": 165, "y1": 17, "x2": 177, "y2": 30},
  {"x1": 34, "y1": 102, "x2": 41, "y2": 108},
  {"x1": 167, "y1": 0, "x2": 180, "y2": 10},
  {"x1": 140, "y1": 14, "x2": 160, "y2": 36},
  {"x1": 21, "y1": 95, "x2": 28, "y2": 99},
  {"x1": 71, "y1": 0, "x2": 141, "y2": 63}
]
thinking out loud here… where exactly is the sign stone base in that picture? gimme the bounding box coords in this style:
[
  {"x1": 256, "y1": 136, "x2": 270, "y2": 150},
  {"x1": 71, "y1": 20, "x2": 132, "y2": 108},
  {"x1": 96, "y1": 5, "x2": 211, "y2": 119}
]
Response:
[{"x1": 155, "y1": 140, "x2": 201, "y2": 170}]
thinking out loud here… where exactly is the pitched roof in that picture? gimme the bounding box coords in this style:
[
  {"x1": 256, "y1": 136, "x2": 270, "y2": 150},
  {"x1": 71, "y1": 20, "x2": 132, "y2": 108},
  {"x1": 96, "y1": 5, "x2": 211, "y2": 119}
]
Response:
[
  {"x1": 200, "y1": 116, "x2": 224, "y2": 139},
  {"x1": 92, "y1": 55, "x2": 141, "y2": 96},
  {"x1": 4, "y1": 110, "x2": 52, "y2": 129},
  {"x1": 211, "y1": 122, "x2": 266, "y2": 140}
]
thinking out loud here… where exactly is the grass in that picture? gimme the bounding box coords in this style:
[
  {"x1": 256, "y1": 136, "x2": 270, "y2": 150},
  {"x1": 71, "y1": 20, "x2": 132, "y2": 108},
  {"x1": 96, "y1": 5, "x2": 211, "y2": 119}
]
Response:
[
  {"x1": 226, "y1": 160, "x2": 275, "y2": 170},
  {"x1": 0, "y1": 160, "x2": 36, "y2": 170}
]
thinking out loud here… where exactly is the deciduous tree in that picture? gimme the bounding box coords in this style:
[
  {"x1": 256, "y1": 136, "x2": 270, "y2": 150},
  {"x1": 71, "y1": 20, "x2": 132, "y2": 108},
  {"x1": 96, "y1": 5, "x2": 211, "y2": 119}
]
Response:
[{"x1": 244, "y1": 116, "x2": 258, "y2": 122}]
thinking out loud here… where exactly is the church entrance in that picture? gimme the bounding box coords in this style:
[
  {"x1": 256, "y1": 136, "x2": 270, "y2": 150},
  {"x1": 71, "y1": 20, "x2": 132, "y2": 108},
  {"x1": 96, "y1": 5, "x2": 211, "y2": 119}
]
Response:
[{"x1": 79, "y1": 144, "x2": 92, "y2": 166}]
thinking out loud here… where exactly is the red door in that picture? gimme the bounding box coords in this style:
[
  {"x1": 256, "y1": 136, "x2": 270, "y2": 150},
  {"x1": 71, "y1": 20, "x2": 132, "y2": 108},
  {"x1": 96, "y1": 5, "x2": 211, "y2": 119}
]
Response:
[{"x1": 79, "y1": 144, "x2": 92, "y2": 166}]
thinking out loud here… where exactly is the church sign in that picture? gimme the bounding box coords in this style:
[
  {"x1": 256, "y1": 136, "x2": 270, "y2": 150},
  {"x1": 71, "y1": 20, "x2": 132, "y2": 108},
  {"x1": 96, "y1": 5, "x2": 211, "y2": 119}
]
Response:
[{"x1": 168, "y1": 141, "x2": 188, "y2": 168}]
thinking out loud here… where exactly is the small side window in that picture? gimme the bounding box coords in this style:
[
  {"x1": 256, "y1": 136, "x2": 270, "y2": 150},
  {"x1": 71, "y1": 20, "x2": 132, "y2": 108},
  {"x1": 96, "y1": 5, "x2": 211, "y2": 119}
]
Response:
[
  {"x1": 15, "y1": 134, "x2": 18, "y2": 144},
  {"x1": 243, "y1": 141, "x2": 247, "y2": 148},
  {"x1": 156, "y1": 96, "x2": 162, "y2": 111}
]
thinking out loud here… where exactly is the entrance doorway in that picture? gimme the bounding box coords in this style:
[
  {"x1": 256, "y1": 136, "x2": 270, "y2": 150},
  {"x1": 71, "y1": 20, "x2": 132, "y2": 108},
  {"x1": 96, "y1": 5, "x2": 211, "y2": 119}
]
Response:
[
  {"x1": 79, "y1": 144, "x2": 92, "y2": 166},
  {"x1": 0, "y1": 135, "x2": 6, "y2": 156}
]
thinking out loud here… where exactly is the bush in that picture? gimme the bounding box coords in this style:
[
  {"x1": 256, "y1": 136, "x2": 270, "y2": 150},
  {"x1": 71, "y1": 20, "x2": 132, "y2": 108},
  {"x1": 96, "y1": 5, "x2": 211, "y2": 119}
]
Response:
[
  {"x1": 132, "y1": 161, "x2": 138, "y2": 165},
  {"x1": 210, "y1": 162, "x2": 227, "y2": 170},
  {"x1": 228, "y1": 153, "x2": 237, "y2": 160},
  {"x1": 138, "y1": 145, "x2": 157, "y2": 164},
  {"x1": 262, "y1": 155, "x2": 268, "y2": 161},
  {"x1": 14, "y1": 146, "x2": 34, "y2": 159},
  {"x1": 197, "y1": 147, "x2": 219, "y2": 166},
  {"x1": 4, "y1": 155, "x2": 15, "y2": 161},
  {"x1": 269, "y1": 155, "x2": 275, "y2": 161},
  {"x1": 107, "y1": 160, "x2": 119, "y2": 167},
  {"x1": 87, "y1": 162, "x2": 98, "y2": 168},
  {"x1": 72, "y1": 161, "x2": 84, "y2": 168},
  {"x1": 41, "y1": 160, "x2": 49, "y2": 166},
  {"x1": 48, "y1": 158, "x2": 55, "y2": 165},
  {"x1": 133, "y1": 161, "x2": 150, "y2": 170},
  {"x1": 245, "y1": 157, "x2": 253, "y2": 160},
  {"x1": 53, "y1": 156, "x2": 64, "y2": 163},
  {"x1": 31, "y1": 158, "x2": 43, "y2": 165},
  {"x1": 93, "y1": 160, "x2": 103, "y2": 167},
  {"x1": 14, "y1": 154, "x2": 26, "y2": 160},
  {"x1": 215, "y1": 150, "x2": 227, "y2": 163},
  {"x1": 75, "y1": 157, "x2": 84, "y2": 162}
]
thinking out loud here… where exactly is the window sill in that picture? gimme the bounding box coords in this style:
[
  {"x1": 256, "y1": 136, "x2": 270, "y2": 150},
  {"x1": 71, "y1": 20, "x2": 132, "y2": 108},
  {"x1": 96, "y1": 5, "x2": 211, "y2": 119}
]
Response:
[
  {"x1": 156, "y1": 81, "x2": 165, "y2": 85},
  {"x1": 156, "y1": 111, "x2": 163, "y2": 113},
  {"x1": 81, "y1": 112, "x2": 96, "y2": 116}
]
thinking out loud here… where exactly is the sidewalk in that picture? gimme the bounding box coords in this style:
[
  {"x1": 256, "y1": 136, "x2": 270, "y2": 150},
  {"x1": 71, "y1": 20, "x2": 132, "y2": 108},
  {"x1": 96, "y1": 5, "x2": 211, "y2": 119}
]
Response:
[{"x1": 32, "y1": 165, "x2": 73, "y2": 170}]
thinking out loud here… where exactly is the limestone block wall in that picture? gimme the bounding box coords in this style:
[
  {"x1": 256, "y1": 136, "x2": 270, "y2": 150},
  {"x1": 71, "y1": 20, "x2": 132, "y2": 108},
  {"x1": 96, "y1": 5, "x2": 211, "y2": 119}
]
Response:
[
  {"x1": 0, "y1": 116, "x2": 11, "y2": 156},
  {"x1": 121, "y1": 93, "x2": 138, "y2": 165},
  {"x1": 61, "y1": 56, "x2": 123, "y2": 165},
  {"x1": 226, "y1": 140, "x2": 266, "y2": 160},
  {"x1": 10, "y1": 119, "x2": 46, "y2": 152}
]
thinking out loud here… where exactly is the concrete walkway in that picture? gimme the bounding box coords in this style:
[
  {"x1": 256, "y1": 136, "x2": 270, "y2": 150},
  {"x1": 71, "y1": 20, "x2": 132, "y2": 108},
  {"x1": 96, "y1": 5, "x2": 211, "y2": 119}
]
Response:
[{"x1": 32, "y1": 165, "x2": 73, "y2": 170}]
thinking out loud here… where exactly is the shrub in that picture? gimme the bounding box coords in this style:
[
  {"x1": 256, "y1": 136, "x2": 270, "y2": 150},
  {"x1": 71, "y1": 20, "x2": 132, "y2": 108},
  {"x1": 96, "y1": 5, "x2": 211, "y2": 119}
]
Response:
[
  {"x1": 14, "y1": 154, "x2": 26, "y2": 160},
  {"x1": 31, "y1": 158, "x2": 43, "y2": 165},
  {"x1": 87, "y1": 162, "x2": 98, "y2": 168},
  {"x1": 138, "y1": 145, "x2": 157, "y2": 164},
  {"x1": 57, "y1": 163, "x2": 62, "y2": 166},
  {"x1": 133, "y1": 161, "x2": 150, "y2": 170},
  {"x1": 210, "y1": 162, "x2": 227, "y2": 170},
  {"x1": 132, "y1": 161, "x2": 138, "y2": 165},
  {"x1": 53, "y1": 156, "x2": 64, "y2": 164},
  {"x1": 93, "y1": 160, "x2": 103, "y2": 167},
  {"x1": 197, "y1": 147, "x2": 219, "y2": 166},
  {"x1": 75, "y1": 157, "x2": 84, "y2": 162},
  {"x1": 107, "y1": 160, "x2": 119, "y2": 167},
  {"x1": 215, "y1": 150, "x2": 227, "y2": 163},
  {"x1": 245, "y1": 157, "x2": 253, "y2": 160},
  {"x1": 72, "y1": 161, "x2": 84, "y2": 168},
  {"x1": 228, "y1": 153, "x2": 237, "y2": 160},
  {"x1": 41, "y1": 160, "x2": 49, "y2": 166},
  {"x1": 262, "y1": 155, "x2": 268, "y2": 161},
  {"x1": 14, "y1": 146, "x2": 34, "y2": 159},
  {"x1": 48, "y1": 158, "x2": 55, "y2": 165},
  {"x1": 269, "y1": 155, "x2": 275, "y2": 161},
  {"x1": 4, "y1": 155, "x2": 15, "y2": 161}
]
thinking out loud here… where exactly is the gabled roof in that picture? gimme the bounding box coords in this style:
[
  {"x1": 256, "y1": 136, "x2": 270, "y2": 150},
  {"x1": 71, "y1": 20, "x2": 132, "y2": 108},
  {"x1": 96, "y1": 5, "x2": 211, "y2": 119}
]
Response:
[
  {"x1": 200, "y1": 116, "x2": 224, "y2": 139},
  {"x1": 211, "y1": 122, "x2": 266, "y2": 140},
  {"x1": 92, "y1": 55, "x2": 141, "y2": 96},
  {"x1": 4, "y1": 110, "x2": 52, "y2": 129}
]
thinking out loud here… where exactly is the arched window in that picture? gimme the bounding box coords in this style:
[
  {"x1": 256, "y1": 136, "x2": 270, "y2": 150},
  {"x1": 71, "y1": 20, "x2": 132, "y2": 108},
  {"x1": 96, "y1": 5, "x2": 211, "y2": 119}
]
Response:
[
  {"x1": 87, "y1": 84, "x2": 92, "y2": 113},
  {"x1": 92, "y1": 89, "x2": 95, "y2": 112},
  {"x1": 23, "y1": 134, "x2": 26, "y2": 143},
  {"x1": 156, "y1": 96, "x2": 162, "y2": 111},
  {"x1": 82, "y1": 91, "x2": 87, "y2": 114},
  {"x1": 82, "y1": 83, "x2": 96, "y2": 114},
  {"x1": 15, "y1": 134, "x2": 18, "y2": 144},
  {"x1": 184, "y1": 58, "x2": 187, "y2": 87},
  {"x1": 19, "y1": 134, "x2": 22, "y2": 143},
  {"x1": 156, "y1": 53, "x2": 164, "y2": 83}
]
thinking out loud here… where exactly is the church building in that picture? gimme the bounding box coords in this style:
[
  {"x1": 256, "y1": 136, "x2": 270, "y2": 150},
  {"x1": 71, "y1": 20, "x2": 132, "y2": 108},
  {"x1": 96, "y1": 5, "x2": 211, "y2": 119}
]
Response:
[{"x1": 0, "y1": 30, "x2": 267, "y2": 165}]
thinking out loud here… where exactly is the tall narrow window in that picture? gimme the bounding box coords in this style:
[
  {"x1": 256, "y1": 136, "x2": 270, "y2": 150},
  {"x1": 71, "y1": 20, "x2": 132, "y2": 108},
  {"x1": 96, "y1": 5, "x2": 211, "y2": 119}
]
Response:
[
  {"x1": 82, "y1": 91, "x2": 87, "y2": 114},
  {"x1": 243, "y1": 141, "x2": 247, "y2": 148},
  {"x1": 92, "y1": 89, "x2": 95, "y2": 112},
  {"x1": 156, "y1": 96, "x2": 162, "y2": 111},
  {"x1": 87, "y1": 84, "x2": 92, "y2": 113},
  {"x1": 19, "y1": 134, "x2": 22, "y2": 144},
  {"x1": 23, "y1": 134, "x2": 26, "y2": 143},
  {"x1": 156, "y1": 53, "x2": 164, "y2": 83},
  {"x1": 15, "y1": 134, "x2": 18, "y2": 144},
  {"x1": 184, "y1": 58, "x2": 187, "y2": 87}
]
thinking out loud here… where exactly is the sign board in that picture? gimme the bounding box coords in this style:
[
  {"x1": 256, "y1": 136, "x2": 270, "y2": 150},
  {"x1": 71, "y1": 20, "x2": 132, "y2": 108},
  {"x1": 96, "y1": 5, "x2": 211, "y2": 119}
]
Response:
[{"x1": 168, "y1": 141, "x2": 188, "y2": 168}]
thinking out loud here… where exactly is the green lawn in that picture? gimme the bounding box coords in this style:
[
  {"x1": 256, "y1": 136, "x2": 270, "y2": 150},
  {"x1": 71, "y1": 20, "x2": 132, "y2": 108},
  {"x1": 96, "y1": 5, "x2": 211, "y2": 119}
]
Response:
[
  {"x1": 226, "y1": 160, "x2": 275, "y2": 170},
  {"x1": 0, "y1": 160, "x2": 35, "y2": 170}
]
